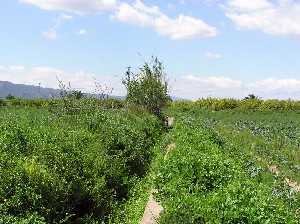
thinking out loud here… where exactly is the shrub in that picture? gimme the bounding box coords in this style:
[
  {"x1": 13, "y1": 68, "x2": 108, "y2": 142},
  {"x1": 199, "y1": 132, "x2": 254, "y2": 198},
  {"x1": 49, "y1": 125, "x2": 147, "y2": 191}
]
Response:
[
  {"x1": 244, "y1": 94, "x2": 259, "y2": 100},
  {"x1": 240, "y1": 98, "x2": 263, "y2": 110},
  {"x1": 69, "y1": 90, "x2": 84, "y2": 99},
  {"x1": 6, "y1": 94, "x2": 15, "y2": 100},
  {"x1": 97, "y1": 98, "x2": 125, "y2": 109},
  {"x1": 123, "y1": 57, "x2": 170, "y2": 117},
  {"x1": 9, "y1": 98, "x2": 22, "y2": 106},
  {"x1": 0, "y1": 99, "x2": 6, "y2": 106},
  {"x1": 0, "y1": 107, "x2": 162, "y2": 223},
  {"x1": 171, "y1": 98, "x2": 300, "y2": 111}
]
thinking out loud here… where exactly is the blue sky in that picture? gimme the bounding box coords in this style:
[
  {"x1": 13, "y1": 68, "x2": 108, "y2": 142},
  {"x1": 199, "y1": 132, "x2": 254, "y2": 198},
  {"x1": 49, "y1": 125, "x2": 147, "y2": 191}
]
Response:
[{"x1": 1, "y1": 0, "x2": 300, "y2": 99}]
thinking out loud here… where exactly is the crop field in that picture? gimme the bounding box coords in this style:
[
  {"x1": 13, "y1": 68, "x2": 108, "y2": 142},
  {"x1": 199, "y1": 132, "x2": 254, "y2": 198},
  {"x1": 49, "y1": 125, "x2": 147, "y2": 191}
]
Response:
[
  {"x1": 154, "y1": 107, "x2": 300, "y2": 223},
  {"x1": 0, "y1": 99, "x2": 300, "y2": 223}
]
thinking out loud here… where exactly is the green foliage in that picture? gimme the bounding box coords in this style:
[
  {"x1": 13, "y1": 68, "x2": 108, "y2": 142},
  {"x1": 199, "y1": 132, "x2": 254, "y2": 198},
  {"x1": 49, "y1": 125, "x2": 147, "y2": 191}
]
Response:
[
  {"x1": 195, "y1": 98, "x2": 239, "y2": 111},
  {"x1": 154, "y1": 110, "x2": 300, "y2": 223},
  {"x1": 0, "y1": 213, "x2": 46, "y2": 224},
  {"x1": 96, "y1": 98, "x2": 125, "y2": 109},
  {"x1": 69, "y1": 90, "x2": 84, "y2": 99},
  {"x1": 0, "y1": 99, "x2": 6, "y2": 106},
  {"x1": 172, "y1": 98, "x2": 300, "y2": 111},
  {"x1": 6, "y1": 94, "x2": 15, "y2": 100},
  {"x1": 244, "y1": 93, "x2": 260, "y2": 100},
  {"x1": 3, "y1": 95, "x2": 300, "y2": 223},
  {"x1": 0, "y1": 107, "x2": 162, "y2": 223},
  {"x1": 123, "y1": 57, "x2": 170, "y2": 117}
]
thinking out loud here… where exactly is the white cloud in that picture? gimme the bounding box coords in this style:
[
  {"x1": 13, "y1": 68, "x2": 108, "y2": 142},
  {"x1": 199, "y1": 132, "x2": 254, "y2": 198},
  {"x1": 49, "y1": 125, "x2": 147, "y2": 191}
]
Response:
[
  {"x1": 227, "y1": 0, "x2": 272, "y2": 11},
  {"x1": 9, "y1": 65, "x2": 25, "y2": 71},
  {"x1": 205, "y1": 51, "x2": 222, "y2": 60},
  {"x1": 20, "y1": 0, "x2": 118, "y2": 14},
  {"x1": 42, "y1": 29, "x2": 57, "y2": 40},
  {"x1": 113, "y1": 0, "x2": 217, "y2": 40},
  {"x1": 171, "y1": 75, "x2": 244, "y2": 99},
  {"x1": 248, "y1": 78, "x2": 300, "y2": 99},
  {"x1": 250, "y1": 78, "x2": 300, "y2": 91},
  {"x1": 1, "y1": 65, "x2": 300, "y2": 100},
  {"x1": 0, "y1": 66, "x2": 124, "y2": 96},
  {"x1": 20, "y1": 0, "x2": 217, "y2": 40},
  {"x1": 78, "y1": 29, "x2": 87, "y2": 35},
  {"x1": 185, "y1": 75, "x2": 241, "y2": 88},
  {"x1": 43, "y1": 14, "x2": 73, "y2": 40},
  {"x1": 171, "y1": 75, "x2": 300, "y2": 100},
  {"x1": 225, "y1": 0, "x2": 300, "y2": 36}
]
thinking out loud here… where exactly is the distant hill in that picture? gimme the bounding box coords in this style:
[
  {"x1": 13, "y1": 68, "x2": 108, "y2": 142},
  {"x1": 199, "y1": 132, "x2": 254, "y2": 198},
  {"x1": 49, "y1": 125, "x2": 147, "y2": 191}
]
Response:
[
  {"x1": 0, "y1": 81, "x2": 126, "y2": 100},
  {"x1": 0, "y1": 80, "x2": 183, "y2": 100},
  {"x1": 0, "y1": 81, "x2": 60, "y2": 99}
]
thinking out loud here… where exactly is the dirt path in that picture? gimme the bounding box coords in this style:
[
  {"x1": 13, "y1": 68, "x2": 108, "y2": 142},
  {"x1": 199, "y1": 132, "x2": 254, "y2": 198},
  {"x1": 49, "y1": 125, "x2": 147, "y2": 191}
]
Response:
[
  {"x1": 140, "y1": 117, "x2": 175, "y2": 224},
  {"x1": 268, "y1": 164, "x2": 300, "y2": 192},
  {"x1": 140, "y1": 192, "x2": 163, "y2": 224}
]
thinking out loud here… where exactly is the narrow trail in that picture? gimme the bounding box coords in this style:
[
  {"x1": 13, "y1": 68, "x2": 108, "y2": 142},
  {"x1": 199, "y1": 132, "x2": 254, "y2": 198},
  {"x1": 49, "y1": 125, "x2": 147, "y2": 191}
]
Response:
[
  {"x1": 140, "y1": 117, "x2": 175, "y2": 224},
  {"x1": 140, "y1": 191, "x2": 163, "y2": 224},
  {"x1": 268, "y1": 164, "x2": 300, "y2": 192}
]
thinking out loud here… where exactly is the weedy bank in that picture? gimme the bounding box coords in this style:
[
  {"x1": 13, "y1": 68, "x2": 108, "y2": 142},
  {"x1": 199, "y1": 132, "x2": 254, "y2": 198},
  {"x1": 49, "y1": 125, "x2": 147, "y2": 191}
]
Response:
[
  {"x1": 0, "y1": 57, "x2": 171, "y2": 224},
  {"x1": 1, "y1": 98, "x2": 300, "y2": 223},
  {"x1": 0, "y1": 103, "x2": 163, "y2": 223}
]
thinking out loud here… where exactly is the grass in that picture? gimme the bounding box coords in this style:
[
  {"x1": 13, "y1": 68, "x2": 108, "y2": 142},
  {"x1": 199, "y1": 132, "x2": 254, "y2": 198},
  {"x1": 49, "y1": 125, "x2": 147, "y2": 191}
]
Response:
[
  {"x1": 1, "y1": 99, "x2": 300, "y2": 223},
  {"x1": 0, "y1": 106, "x2": 163, "y2": 223},
  {"x1": 153, "y1": 107, "x2": 300, "y2": 223}
]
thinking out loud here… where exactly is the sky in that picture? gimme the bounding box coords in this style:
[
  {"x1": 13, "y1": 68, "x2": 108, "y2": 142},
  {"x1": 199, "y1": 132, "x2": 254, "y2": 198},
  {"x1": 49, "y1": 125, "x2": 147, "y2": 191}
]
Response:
[{"x1": 1, "y1": 0, "x2": 300, "y2": 99}]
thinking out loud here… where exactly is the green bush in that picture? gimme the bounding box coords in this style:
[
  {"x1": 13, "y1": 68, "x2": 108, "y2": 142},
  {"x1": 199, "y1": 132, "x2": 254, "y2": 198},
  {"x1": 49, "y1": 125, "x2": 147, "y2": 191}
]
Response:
[
  {"x1": 97, "y1": 98, "x2": 125, "y2": 109},
  {"x1": 0, "y1": 213, "x2": 46, "y2": 224},
  {"x1": 123, "y1": 57, "x2": 170, "y2": 117},
  {"x1": 171, "y1": 98, "x2": 300, "y2": 111},
  {"x1": 0, "y1": 107, "x2": 162, "y2": 223},
  {"x1": 5, "y1": 94, "x2": 15, "y2": 100},
  {"x1": 0, "y1": 99, "x2": 6, "y2": 106}
]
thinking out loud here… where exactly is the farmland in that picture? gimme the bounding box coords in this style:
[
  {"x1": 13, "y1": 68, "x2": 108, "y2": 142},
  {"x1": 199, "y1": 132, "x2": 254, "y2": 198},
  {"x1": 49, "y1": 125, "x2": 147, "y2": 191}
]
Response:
[
  {"x1": 0, "y1": 98, "x2": 300, "y2": 223},
  {"x1": 154, "y1": 104, "x2": 300, "y2": 223}
]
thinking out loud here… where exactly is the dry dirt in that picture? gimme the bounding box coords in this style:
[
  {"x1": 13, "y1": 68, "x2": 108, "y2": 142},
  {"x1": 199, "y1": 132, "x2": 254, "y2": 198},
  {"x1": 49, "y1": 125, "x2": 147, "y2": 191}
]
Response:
[
  {"x1": 268, "y1": 164, "x2": 300, "y2": 192},
  {"x1": 141, "y1": 119, "x2": 176, "y2": 224}
]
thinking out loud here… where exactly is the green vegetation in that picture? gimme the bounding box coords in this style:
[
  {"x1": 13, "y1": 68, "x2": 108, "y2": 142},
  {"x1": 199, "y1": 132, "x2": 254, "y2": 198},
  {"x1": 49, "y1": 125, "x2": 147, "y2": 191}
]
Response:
[
  {"x1": 6, "y1": 94, "x2": 16, "y2": 100},
  {"x1": 123, "y1": 57, "x2": 170, "y2": 117},
  {"x1": 0, "y1": 104, "x2": 163, "y2": 223},
  {"x1": 153, "y1": 105, "x2": 300, "y2": 223},
  {"x1": 1, "y1": 88, "x2": 300, "y2": 223},
  {"x1": 171, "y1": 98, "x2": 300, "y2": 111}
]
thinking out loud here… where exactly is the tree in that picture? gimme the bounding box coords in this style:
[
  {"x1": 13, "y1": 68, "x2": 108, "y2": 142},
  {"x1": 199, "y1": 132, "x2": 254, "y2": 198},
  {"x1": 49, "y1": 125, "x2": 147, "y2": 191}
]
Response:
[
  {"x1": 122, "y1": 57, "x2": 170, "y2": 117},
  {"x1": 69, "y1": 90, "x2": 84, "y2": 100},
  {"x1": 6, "y1": 94, "x2": 15, "y2": 100},
  {"x1": 244, "y1": 94, "x2": 259, "y2": 100}
]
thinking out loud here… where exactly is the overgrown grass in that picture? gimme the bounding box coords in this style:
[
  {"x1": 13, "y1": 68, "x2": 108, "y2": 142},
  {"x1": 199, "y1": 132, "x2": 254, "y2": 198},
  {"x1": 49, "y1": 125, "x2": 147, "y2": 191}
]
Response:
[
  {"x1": 153, "y1": 108, "x2": 300, "y2": 223},
  {"x1": 2, "y1": 97, "x2": 300, "y2": 223},
  {"x1": 171, "y1": 98, "x2": 300, "y2": 111},
  {"x1": 0, "y1": 105, "x2": 163, "y2": 223},
  {"x1": 1, "y1": 98, "x2": 125, "y2": 110}
]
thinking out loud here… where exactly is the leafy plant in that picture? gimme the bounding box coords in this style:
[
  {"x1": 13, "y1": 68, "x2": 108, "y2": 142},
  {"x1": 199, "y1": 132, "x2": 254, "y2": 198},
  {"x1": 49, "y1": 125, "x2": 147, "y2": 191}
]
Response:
[
  {"x1": 0, "y1": 107, "x2": 162, "y2": 223},
  {"x1": 123, "y1": 57, "x2": 170, "y2": 117},
  {"x1": 153, "y1": 109, "x2": 300, "y2": 223},
  {"x1": 244, "y1": 93, "x2": 260, "y2": 100},
  {"x1": 6, "y1": 94, "x2": 15, "y2": 100},
  {"x1": 0, "y1": 99, "x2": 6, "y2": 106}
]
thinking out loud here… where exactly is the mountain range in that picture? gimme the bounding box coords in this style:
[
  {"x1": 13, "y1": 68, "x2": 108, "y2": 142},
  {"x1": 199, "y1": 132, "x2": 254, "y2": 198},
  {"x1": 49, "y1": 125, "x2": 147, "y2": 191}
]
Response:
[
  {"x1": 0, "y1": 81, "x2": 60, "y2": 99},
  {"x1": 0, "y1": 80, "x2": 183, "y2": 100}
]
